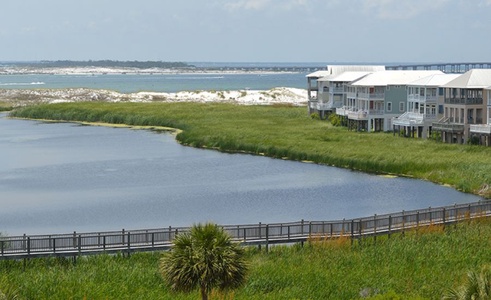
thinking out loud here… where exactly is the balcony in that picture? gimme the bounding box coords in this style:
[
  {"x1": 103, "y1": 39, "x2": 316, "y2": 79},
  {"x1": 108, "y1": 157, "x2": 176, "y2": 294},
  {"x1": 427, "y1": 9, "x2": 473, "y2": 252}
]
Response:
[
  {"x1": 358, "y1": 92, "x2": 385, "y2": 100},
  {"x1": 336, "y1": 106, "x2": 351, "y2": 116},
  {"x1": 432, "y1": 118, "x2": 465, "y2": 133},
  {"x1": 330, "y1": 87, "x2": 344, "y2": 94},
  {"x1": 348, "y1": 110, "x2": 368, "y2": 120},
  {"x1": 444, "y1": 97, "x2": 483, "y2": 105},
  {"x1": 316, "y1": 101, "x2": 333, "y2": 111},
  {"x1": 393, "y1": 112, "x2": 424, "y2": 126},
  {"x1": 408, "y1": 95, "x2": 438, "y2": 103},
  {"x1": 470, "y1": 124, "x2": 491, "y2": 134}
]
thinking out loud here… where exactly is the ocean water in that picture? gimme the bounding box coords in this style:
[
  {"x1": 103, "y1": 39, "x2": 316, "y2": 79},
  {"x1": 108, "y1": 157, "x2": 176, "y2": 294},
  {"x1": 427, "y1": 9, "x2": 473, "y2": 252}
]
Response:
[{"x1": 0, "y1": 69, "x2": 310, "y2": 94}]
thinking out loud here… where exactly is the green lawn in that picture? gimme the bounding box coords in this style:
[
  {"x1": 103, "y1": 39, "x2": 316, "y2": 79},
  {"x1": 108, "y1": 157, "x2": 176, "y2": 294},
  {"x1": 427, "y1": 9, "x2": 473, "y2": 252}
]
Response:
[
  {"x1": 9, "y1": 102, "x2": 491, "y2": 197},
  {"x1": 1, "y1": 220, "x2": 491, "y2": 299}
]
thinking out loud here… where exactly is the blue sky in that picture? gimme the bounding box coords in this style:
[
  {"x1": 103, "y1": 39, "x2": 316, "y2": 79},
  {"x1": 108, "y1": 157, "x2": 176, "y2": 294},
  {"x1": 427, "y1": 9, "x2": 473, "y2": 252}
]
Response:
[{"x1": 1, "y1": 0, "x2": 491, "y2": 63}]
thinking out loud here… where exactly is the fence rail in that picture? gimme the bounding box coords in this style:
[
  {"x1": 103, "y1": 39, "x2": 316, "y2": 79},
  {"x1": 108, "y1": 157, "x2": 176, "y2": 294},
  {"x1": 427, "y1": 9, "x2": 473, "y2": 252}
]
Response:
[{"x1": 1, "y1": 201, "x2": 490, "y2": 260}]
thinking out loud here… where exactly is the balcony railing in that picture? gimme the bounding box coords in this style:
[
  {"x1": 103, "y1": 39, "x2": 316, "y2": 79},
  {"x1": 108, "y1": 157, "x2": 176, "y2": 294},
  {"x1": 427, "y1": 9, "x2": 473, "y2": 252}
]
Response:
[
  {"x1": 330, "y1": 87, "x2": 344, "y2": 94},
  {"x1": 336, "y1": 106, "x2": 352, "y2": 116},
  {"x1": 348, "y1": 110, "x2": 368, "y2": 120},
  {"x1": 358, "y1": 92, "x2": 385, "y2": 100},
  {"x1": 470, "y1": 124, "x2": 491, "y2": 134},
  {"x1": 408, "y1": 95, "x2": 438, "y2": 103},
  {"x1": 444, "y1": 97, "x2": 483, "y2": 105},
  {"x1": 432, "y1": 118, "x2": 465, "y2": 132}
]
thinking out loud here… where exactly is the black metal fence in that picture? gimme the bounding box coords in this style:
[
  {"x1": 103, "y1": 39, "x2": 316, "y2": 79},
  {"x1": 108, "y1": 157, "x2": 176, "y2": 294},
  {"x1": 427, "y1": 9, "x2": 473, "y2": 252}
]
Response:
[{"x1": 1, "y1": 201, "x2": 490, "y2": 260}]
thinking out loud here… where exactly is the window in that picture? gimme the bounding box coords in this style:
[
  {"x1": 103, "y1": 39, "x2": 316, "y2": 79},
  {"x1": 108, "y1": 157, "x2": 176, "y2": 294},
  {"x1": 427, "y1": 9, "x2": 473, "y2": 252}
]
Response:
[
  {"x1": 399, "y1": 102, "x2": 405, "y2": 112},
  {"x1": 387, "y1": 102, "x2": 392, "y2": 112},
  {"x1": 439, "y1": 105, "x2": 444, "y2": 114}
]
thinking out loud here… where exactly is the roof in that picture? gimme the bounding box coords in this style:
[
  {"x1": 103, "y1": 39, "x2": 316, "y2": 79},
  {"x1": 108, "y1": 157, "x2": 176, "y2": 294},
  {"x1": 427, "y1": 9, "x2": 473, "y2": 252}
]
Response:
[
  {"x1": 350, "y1": 70, "x2": 444, "y2": 87},
  {"x1": 306, "y1": 70, "x2": 331, "y2": 78},
  {"x1": 407, "y1": 74, "x2": 461, "y2": 87},
  {"x1": 306, "y1": 65, "x2": 385, "y2": 78},
  {"x1": 327, "y1": 65, "x2": 385, "y2": 76},
  {"x1": 317, "y1": 71, "x2": 371, "y2": 82},
  {"x1": 442, "y1": 69, "x2": 491, "y2": 89}
]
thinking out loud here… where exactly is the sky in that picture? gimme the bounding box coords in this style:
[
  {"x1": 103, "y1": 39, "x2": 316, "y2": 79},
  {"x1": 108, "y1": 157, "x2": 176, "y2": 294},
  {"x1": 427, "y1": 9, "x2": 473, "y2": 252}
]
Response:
[{"x1": 1, "y1": 0, "x2": 491, "y2": 63}]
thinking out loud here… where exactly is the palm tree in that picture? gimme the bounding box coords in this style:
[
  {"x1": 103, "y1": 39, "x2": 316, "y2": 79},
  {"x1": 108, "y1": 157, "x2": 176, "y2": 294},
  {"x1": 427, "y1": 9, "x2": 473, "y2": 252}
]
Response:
[
  {"x1": 160, "y1": 223, "x2": 248, "y2": 300},
  {"x1": 444, "y1": 265, "x2": 491, "y2": 300}
]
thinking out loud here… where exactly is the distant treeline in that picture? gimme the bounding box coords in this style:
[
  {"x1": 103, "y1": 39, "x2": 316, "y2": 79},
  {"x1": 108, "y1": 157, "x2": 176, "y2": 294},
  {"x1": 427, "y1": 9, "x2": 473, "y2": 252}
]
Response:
[{"x1": 16, "y1": 60, "x2": 195, "y2": 69}]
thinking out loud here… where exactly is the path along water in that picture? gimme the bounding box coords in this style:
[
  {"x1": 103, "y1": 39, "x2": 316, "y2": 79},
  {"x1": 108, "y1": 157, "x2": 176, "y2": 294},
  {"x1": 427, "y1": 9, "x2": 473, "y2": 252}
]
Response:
[{"x1": 0, "y1": 114, "x2": 482, "y2": 235}]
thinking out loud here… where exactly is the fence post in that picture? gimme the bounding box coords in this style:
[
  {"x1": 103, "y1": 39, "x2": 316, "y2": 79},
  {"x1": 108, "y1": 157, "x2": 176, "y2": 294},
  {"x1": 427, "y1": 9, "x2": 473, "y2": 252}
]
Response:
[
  {"x1": 258, "y1": 222, "x2": 262, "y2": 251},
  {"x1": 127, "y1": 232, "x2": 131, "y2": 255},
  {"x1": 122, "y1": 229, "x2": 125, "y2": 246},
  {"x1": 27, "y1": 237, "x2": 31, "y2": 255},
  {"x1": 1, "y1": 240, "x2": 3, "y2": 256},
  {"x1": 103, "y1": 236, "x2": 106, "y2": 251},
  {"x1": 442, "y1": 208, "x2": 446, "y2": 229},
  {"x1": 73, "y1": 231, "x2": 77, "y2": 248},
  {"x1": 152, "y1": 233, "x2": 155, "y2": 247},
  {"x1": 350, "y1": 219, "x2": 354, "y2": 245},
  {"x1": 429, "y1": 207, "x2": 432, "y2": 223},
  {"x1": 53, "y1": 237, "x2": 56, "y2": 253},
  {"x1": 388, "y1": 215, "x2": 392, "y2": 239},
  {"x1": 265, "y1": 224, "x2": 269, "y2": 253},
  {"x1": 301, "y1": 219, "x2": 304, "y2": 236},
  {"x1": 373, "y1": 214, "x2": 377, "y2": 244},
  {"x1": 243, "y1": 228, "x2": 247, "y2": 242},
  {"x1": 416, "y1": 211, "x2": 420, "y2": 229},
  {"x1": 402, "y1": 210, "x2": 405, "y2": 235},
  {"x1": 78, "y1": 235, "x2": 82, "y2": 254}
]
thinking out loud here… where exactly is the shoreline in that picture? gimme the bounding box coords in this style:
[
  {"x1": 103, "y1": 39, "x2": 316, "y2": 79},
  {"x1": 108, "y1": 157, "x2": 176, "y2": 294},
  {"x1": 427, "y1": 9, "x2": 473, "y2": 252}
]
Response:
[{"x1": 0, "y1": 87, "x2": 309, "y2": 107}]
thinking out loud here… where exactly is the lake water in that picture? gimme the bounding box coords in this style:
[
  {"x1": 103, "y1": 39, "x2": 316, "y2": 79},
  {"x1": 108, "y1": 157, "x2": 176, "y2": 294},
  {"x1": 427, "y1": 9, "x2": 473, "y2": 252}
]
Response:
[{"x1": 0, "y1": 114, "x2": 481, "y2": 236}]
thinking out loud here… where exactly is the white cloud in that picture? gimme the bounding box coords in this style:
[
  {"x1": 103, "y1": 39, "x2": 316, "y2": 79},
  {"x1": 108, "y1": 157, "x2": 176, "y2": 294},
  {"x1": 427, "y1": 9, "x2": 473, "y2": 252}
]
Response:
[{"x1": 362, "y1": 0, "x2": 450, "y2": 20}]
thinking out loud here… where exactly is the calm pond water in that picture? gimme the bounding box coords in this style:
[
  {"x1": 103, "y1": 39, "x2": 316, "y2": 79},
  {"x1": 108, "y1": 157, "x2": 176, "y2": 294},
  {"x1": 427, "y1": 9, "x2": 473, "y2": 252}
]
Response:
[{"x1": 0, "y1": 114, "x2": 482, "y2": 235}]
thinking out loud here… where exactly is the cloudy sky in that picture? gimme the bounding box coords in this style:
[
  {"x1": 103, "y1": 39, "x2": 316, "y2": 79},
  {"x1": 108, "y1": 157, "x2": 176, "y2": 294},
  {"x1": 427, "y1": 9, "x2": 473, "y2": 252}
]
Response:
[{"x1": 1, "y1": 0, "x2": 490, "y2": 63}]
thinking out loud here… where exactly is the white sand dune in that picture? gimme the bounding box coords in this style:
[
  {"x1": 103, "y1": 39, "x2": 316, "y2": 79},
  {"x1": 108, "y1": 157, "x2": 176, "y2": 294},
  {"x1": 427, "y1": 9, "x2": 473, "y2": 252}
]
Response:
[{"x1": 0, "y1": 87, "x2": 308, "y2": 107}]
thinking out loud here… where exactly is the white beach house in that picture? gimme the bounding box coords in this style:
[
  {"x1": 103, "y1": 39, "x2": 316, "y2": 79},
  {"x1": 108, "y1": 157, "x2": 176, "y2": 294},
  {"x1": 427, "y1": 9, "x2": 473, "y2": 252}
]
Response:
[
  {"x1": 343, "y1": 70, "x2": 443, "y2": 132},
  {"x1": 432, "y1": 69, "x2": 491, "y2": 144},
  {"x1": 307, "y1": 65, "x2": 385, "y2": 118},
  {"x1": 470, "y1": 86, "x2": 491, "y2": 145},
  {"x1": 392, "y1": 74, "x2": 460, "y2": 138}
]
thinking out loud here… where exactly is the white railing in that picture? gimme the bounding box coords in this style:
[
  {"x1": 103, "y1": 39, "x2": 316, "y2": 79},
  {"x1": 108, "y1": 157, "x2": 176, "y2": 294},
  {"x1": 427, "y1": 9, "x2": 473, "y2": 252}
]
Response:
[
  {"x1": 470, "y1": 124, "x2": 491, "y2": 134},
  {"x1": 348, "y1": 110, "x2": 368, "y2": 120},
  {"x1": 358, "y1": 93, "x2": 385, "y2": 100}
]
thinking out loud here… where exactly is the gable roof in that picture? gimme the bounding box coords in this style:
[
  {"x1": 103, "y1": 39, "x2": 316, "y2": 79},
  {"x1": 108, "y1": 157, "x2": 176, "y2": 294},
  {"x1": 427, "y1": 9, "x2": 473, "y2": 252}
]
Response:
[
  {"x1": 350, "y1": 70, "x2": 444, "y2": 87},
  {"x1": 306, "y1": 70, "x2": 331, "y2": 78},
  {"x1": 442, "y1": 69, "x2": 491, "y2": 89},
  {"x1": 317, "y1": 71, "x2": 371, "y2": 82},
  {"x1": 407, "y1": 74, "x2": 461, "y2": 87},
  {"x1": 307, "y1": 65, "x2": 385, "y2": 78}
]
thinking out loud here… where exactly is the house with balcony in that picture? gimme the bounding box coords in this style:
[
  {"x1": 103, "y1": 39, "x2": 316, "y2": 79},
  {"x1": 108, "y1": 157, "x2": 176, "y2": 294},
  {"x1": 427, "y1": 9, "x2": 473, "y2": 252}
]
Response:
[
  {"x1": 392, "y1": 74, "x2": 460, "y2": 138},
  {"x1": 344, "y1": 70, "x2": 443, "y2": 132},
  {"x1": 307, "y1": 65, "x2": 385, "y2": 118},
  {"x1": 469, "y1": 86, "x2": 491, "y2": 145},
  {"x1": 432, "y1": 69, "x2": 491, "y2": 144}
]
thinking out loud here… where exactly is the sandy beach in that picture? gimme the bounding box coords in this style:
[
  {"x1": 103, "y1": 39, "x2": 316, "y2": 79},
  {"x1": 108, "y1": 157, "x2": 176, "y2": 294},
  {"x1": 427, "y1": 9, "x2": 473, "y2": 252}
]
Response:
[{"x1": 0, "y1": 87, "x2": 308, "y2": 107}]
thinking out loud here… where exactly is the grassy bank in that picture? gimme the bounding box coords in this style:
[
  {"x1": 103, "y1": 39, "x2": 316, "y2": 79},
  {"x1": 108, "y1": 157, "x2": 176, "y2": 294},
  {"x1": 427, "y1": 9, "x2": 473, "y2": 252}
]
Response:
[
  {"x1": 9, "y1": 102, "x2": 491, "y2": 197},
  {"x1": 1, "y1": 219, "x2": 491, "y2": 299}
]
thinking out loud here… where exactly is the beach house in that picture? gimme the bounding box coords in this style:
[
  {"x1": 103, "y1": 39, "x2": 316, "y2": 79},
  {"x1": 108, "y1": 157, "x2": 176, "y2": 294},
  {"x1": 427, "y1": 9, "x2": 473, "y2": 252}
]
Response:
[
  {"x1": 343, "y1": 70, "x2": 443, "y2": 132},
  {"x1": 307, "y1": 65, "x2": 385, "y2": 118},
  {"x1": 469, "y1": 86, "x2": 491, "y2": 145},
  {"x1": 392, "y1": 74, "x2": 460, "y2": 138},
  {"x1": 432, "y1": 69, "x2": 491, "y2": 144}
]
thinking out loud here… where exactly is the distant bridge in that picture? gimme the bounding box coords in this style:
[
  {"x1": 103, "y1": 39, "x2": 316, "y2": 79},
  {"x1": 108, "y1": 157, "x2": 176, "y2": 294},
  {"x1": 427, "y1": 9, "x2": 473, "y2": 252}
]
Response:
[
  {"x1": 203, "y1": 62, "x2": 491, "y2": 73},
  {"x1": 385, "y1": 62, "x2": 491, "y2": 73}
]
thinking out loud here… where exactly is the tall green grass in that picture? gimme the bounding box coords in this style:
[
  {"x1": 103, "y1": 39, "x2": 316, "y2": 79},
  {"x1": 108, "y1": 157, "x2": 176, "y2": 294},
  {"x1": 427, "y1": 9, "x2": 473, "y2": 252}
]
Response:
[
  {"x1": 9, "y1": 102, "x2": 491, "y2": 197},
  {"x1": 1, "y1": 220, "x2": 491, "y2": 299}
]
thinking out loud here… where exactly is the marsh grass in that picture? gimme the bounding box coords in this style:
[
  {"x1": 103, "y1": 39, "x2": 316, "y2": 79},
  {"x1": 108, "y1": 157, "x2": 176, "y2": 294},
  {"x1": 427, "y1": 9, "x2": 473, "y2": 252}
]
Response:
[
  {"x1": 10, "y1": 102, "x2": 491, "y2": 197},
  {"x1": 0, "y1": 220, "x2": 490, "y2": 299}
]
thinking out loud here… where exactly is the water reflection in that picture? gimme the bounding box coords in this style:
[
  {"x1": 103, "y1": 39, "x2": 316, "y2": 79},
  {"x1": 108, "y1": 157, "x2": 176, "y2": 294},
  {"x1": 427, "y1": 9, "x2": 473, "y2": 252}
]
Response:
[{"x1": 0, "y1": 114, "x2": 481, "y2": 235}]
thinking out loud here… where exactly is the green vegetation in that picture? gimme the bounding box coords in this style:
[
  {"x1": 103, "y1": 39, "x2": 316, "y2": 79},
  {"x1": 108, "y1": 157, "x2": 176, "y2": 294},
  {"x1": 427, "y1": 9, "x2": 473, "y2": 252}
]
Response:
[
  {"x1": 0, "y1": 102, "x2": 13, "y2": 112},
  {"x1": 160, "y1": 223, "x2": 247, "y2": 300},
  {"x1": 1, "y1": 219, "x2": 491, "y2": 299},
  {"x1": 443, "y1": 264, "x2": 491, "y2": 299},
  {"x1": 13, "y1": 60, "x2": 193, "y2": 69},
  {"x1": 10, "y1": 102, "x2": 491, "y2": 197}
]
